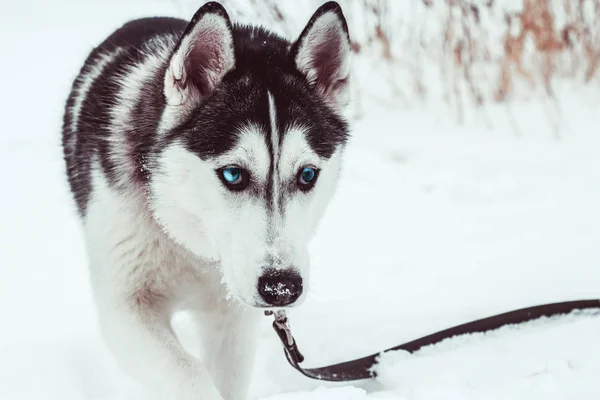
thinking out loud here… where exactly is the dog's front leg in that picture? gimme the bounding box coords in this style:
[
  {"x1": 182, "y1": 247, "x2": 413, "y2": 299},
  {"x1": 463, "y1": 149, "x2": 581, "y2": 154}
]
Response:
[
  {"x1": 195, "y1": 307, "x2": 260, "y2": 400},
  {"x1": 95, "y1": 284, "x2": 224, "y2": 400}
]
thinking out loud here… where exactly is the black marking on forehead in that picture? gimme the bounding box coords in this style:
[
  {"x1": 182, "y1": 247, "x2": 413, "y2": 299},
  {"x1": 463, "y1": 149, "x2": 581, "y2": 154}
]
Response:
[{"x1": 170, "y1": 24, "x2": 349, "y2": 161}]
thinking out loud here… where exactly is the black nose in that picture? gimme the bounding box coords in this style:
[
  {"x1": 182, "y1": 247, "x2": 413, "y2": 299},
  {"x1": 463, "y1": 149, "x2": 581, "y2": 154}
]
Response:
[{"x1": 258, "y1": 269, "x2": 303, "y2": 307}]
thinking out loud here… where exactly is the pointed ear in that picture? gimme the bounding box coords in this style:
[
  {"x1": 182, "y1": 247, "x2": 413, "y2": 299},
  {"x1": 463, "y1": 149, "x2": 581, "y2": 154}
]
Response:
[
  {"x1": 291, "y1": 1, "x2": 351, "y2": 108},
  {"x1": 164, "y1": 2, "x2": 235, "y2": 106}
]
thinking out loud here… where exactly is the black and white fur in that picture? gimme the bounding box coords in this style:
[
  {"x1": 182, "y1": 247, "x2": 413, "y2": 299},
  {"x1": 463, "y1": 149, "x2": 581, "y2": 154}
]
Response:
[{"x1": 62, "y1": 2, "x2": 351, "y2": 399}]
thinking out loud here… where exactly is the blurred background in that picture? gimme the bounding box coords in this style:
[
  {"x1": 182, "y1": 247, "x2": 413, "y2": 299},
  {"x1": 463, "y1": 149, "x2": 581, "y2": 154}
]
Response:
[{"x1": 0, "y1": 1, "x2": 598, "y2": 399}]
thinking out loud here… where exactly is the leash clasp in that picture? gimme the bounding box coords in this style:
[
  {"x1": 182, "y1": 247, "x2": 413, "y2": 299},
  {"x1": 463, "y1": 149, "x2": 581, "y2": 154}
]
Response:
[{"x1": 265, "y1": 309, "x2": 305, "y2": 364}]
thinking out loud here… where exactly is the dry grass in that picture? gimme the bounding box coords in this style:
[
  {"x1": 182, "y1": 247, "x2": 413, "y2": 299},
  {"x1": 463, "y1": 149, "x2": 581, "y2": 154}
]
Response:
[
  {"x1": 495, "y1": 0, "x2": 600, "y2": 101},
  {"x1": 355, "y1": 1, "x2": 597, "y2": 109}
]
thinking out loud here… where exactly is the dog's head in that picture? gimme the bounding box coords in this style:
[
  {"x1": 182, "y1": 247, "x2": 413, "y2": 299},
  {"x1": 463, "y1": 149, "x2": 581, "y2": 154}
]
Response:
[{"x1": 150, "y1": 1, "x2": 351, "y2": 308}]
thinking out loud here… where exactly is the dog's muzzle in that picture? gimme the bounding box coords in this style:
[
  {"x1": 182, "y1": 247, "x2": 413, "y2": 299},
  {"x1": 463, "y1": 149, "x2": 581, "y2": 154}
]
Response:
[{"x1": 258, "y1": 268, "x2": 303, "y2": 307}]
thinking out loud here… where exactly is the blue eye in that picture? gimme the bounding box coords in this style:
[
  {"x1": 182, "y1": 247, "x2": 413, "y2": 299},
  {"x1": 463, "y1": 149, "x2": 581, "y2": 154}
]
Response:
[
  {"x1": 298, "y1": 167, "x2": 319, "y2": 190},
  {"x1": 301, "y1": 168, "x2": 315, "y2": 182},
  {"x1": 218, "y1": 166, "x2": 249, "y2": 190},
  {"x1": 222, "y1": 167, "x2": 241, "y2": 183}
]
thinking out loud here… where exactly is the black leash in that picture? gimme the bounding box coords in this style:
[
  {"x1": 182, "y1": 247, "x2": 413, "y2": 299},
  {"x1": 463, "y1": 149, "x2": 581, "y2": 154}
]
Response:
[{"x1": 266, "y1": 299, "x2": 600, "y2": 382}]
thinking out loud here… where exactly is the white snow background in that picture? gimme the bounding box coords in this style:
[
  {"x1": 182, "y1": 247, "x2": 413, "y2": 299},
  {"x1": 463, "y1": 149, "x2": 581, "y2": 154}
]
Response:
[{"x1": 0, "y1": 0, "x2": 599, "y2": 399}]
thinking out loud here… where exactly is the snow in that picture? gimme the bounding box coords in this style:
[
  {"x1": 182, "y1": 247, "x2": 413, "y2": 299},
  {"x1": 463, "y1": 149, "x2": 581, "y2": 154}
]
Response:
[
  {"x1": 374, "y1": 311, "x2": 600, "y2": 400},
  {"x1": 1, "y1": 1, "x2": 599, "y2": 400}
]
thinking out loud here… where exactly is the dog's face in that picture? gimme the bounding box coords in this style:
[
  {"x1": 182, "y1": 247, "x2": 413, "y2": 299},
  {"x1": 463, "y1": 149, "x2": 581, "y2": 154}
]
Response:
[{"x1": 150, "y1": 2, "x2": 351, "y2": 308}]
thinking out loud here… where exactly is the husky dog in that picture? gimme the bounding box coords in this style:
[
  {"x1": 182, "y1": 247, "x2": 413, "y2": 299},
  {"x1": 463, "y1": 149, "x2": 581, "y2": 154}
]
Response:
[{"x1": 62, "y1": 1, "x2": 351, "y2": 399}]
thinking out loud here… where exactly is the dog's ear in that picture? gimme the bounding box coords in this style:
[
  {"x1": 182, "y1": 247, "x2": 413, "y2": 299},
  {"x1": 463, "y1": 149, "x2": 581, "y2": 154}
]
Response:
[
  {"x1": 291, "y1": 1, "x2": 351, "y2": 108},
  {"x1": 164, "y1": 2, "x2": 235, "y2": 106}
]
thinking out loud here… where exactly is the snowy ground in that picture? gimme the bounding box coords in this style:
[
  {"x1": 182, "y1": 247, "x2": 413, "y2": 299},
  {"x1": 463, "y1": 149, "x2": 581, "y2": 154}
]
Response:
[{"x1": 1, "y1": 1, "x2": 599, "y2": 399}]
